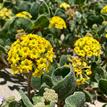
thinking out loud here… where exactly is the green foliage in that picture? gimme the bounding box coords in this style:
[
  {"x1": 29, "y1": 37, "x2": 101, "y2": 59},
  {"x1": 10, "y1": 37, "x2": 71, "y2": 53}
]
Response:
[
  {"x1": 33, "y1": 15, "x2": 49, "y2": 30},
  {"x1": 59, "y1": 55, "x2": 68, "y2": 66},
  {"x1": 32, "y1": 96, "x2": 43, "y2": 105},
  {"x1": 99, "y1": 79, "x2": 107, "y2": 95},
  {"x1": 19, "y1": 90, "x2": 33, "y2": 107},
  {"x1": 52, "y1": 66, "x2": 76, "y2": 100},
  {"x1": 64, "y1": 91, "x2": 86, "y2": 107}
]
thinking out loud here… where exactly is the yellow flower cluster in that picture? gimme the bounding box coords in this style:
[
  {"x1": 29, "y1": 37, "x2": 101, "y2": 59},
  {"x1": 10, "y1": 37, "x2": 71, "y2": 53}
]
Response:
[
  {"x1": 0, "y1": 7, "x2": 12, "y2": 20},
  {"x1": 16, "y1": 11, "x2": 32, "y2": 19},
  {"x1": 69, "y1": 56, "x2": 92, "y2": 85},
  {"x1": 8, "y1": 34, "x2": 54, "y2": 77},
  {"x1": 49, "y1": 16, "x2": 67, "y2": 29},
  {"x1": 74, "y1": 36, "x2": 101, "y2": 57},
  {"x1": 101, "y1": 5, "x2": 107, "y2": 14},
  {"x1": 60, "y1": 2, "x2": 70, "y2": 10}
]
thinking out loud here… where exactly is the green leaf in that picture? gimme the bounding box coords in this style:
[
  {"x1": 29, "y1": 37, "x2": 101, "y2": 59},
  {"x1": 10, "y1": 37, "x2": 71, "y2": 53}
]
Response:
[
  {"x1": 54, "y1": 0, "x2": 62, "y2": 3},
  {"x1": 19, "y1": 90, "x2": 33, "y2": 107},
  {"x1": 1, "y1": 96, "x2": 16, "y2": 107},
  {"x1": 75, "y1": 0, "x2": 85, "y2": 5},
  {"x1": 15, "y1": 18, "x2": 33, "y2": 31},
  {"x1": 64, "y1": 91, "x2": 86, "y2": 107},
  {"x1": 52, "y1": 66, "x2": 76, "y2": 100},
  {"x1": 39, "y1": 83, "x2": 50, "y2": 94},
  {"x1": 30, "y1": 2, "x2": 39, "y2": 19},
  {"x1": 32, "y1": 96, "x2": 43, "y2": 105},
  {"x1": 39, "y1": 0, "x2": 50, "y2": 15},
  {"x1": 87, "y1": 14, "x2": 103, "y2": 26},
  {"x1": 33, "y1": 15, "x2": 49, "y2": 30},
  {"x1": 31, "y1": 74, "x2": 53, "y2": 90},
  {"x1": 68, "y1": 0, "x2": 75, "y2": 4},
  {"x1": 14, "y1": 0, "x2": 31, "y2": 11},
  {"x1": 83, "y1": 90, "x2": 94, "y2": 103},
  {"x1": 0, "y1": 45, "x2": 6, "y2": 53},
  {"x1": 91, "y1": 82, "x2": 98, "y2": 89},
  {"x1": 42, "y1": 74, "x2": 53, "y2": 87},
  {"x1": 0, "y1": 17, "x2": 16, "y2": 33},
  {"x1": 9, "y1": 101, "x2": 19, "y2": 107},
  {"x1": 31, "y1": 77, "x2": 41, "y2": 90},
  {"x1": 99, "y1": 79, "x2": 107, "y2": 95},
  {"x1": 59, "y1": 55, "x2": 68, "y2": 66}
]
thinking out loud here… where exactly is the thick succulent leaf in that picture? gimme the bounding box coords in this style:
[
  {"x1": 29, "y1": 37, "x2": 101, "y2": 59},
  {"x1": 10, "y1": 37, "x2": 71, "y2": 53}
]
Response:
[
  {"x1": 68, "y1": 0, "x2": 75, "y2": 4},
  {"x1": 14, "y1": 18, "x2": 33, "y2": 31},
  {"x1": 31, "y1": 77, "x2": 42, "y2": 90},
  {"x1": 75, "y1": 0, "x2": 86, "y2": 5},
  {"x1": 42, "y1": 74, "x2": 53, "y2": 87},
  {"x1": 31, "y1": 74, "x2": 53, "y2": 90},
  {"x1": 14, "y1": 0, "x2": 31, "y2": 11},
  {"x1": 59, "y1": 55, "x2": 68, "y2": 66},
  {"x1": 30, "y1": 2, "x2": 39, "y2": 19},
  {"x1": 52, "y1": 66, "x2": 76, "y2": 100},
  {"x1": 64, "y1": 91, "x2": 86, "y2": 107},
  {"x1": 99, "y1": 79, "x2": 107, "y2": 95},
  {"x1": 8, "y1": 101, "x2": 20, "y2": 107},
  {"x1": 19, "y1": 90, "x2": 33, "y2": 107},
  {"x1": 83, "y1": 90, "x2": 94, "y2": 102},
  {"x1": 39, "y1": 1, "x2": 50, "y2": 15},
  {"x1": 33, "y1": 15, "x2": 49, "y2": 30},
  {"x1": 32, "y1": 96, "x2": 43, "y2": 105}
]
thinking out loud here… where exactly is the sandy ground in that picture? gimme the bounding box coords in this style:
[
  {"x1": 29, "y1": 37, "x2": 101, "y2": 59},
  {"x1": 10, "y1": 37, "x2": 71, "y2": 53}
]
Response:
[
  {"x1": 0, "y1": 80, "x2": 21, "y2": 101},
  {"x1": 86, "y1": 101, "x2": 105, "y2": 107},
  {"x1": 0, "y1": 68, "x2": 27, "y2": 101}
]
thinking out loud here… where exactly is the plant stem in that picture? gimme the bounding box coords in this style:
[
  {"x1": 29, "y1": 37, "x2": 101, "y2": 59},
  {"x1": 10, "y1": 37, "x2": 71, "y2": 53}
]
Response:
[
  {"x1": 57, "y1": 99, "x2": 64, "y2": 107},
  {"x1": 27, "y1": 72, "x2": 32, "y2": 100}
]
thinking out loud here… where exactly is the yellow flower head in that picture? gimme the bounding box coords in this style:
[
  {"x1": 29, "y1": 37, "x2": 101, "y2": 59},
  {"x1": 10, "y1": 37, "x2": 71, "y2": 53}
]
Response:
[
  {"x1": 60, "y1": 2, "x2": 70, "y2": 10},
  {"x1": 69, "y1": 56, "x2": 92, "y2": 85},
  {"x1": 74, "y1": 35, "x2": 101, "y2": 57},
  {"x1": 49, "y1": 16, "x2": 67, "y2": 29},
  {"x1": 101, "y1": 5, "x2": 107, "y2": 14},
  {"x1": 16, "y1": 11, "x2": 32, "y2": 19},
  {"x1": 105, "y1": 34, "x2": 107, "y2": 38},
  {"x1": 8, "y1": 34, "x2": 54, "y2": 77},
  {"x1": 0, "y1": 7, "x2": 12, "y2": 20}
]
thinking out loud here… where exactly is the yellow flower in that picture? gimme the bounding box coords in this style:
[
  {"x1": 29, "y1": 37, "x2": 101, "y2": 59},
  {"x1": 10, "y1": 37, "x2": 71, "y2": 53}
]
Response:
[
  {"x1": 69, "y1": 56, "x2": 92, "y2": 85},
  {"x1": 105, "y1": 34, "x2": 107, "y2": 38},
  {"x1": 74, "y1": 35, "x2": 101, "y2": 57},
  {"x1": 49, "y1": 16, "x2": 67, "y2": 29},
  {"x1": 60, "y1": 2, "x2": 70, "y2": 10},
  {"x1": 76, "y1": 78, "x2": 88, "y2": 86},
  {"x1": 16, "y1": 11, "x2": 32, "y2": 19},
  {"x1": 20, "y1": 59, "x2": 33, "y2": 73},
  {"x1": 0, "y1": 7, "x2": 12, "y2": 20},
  {"x1": 101, "y1": 5, "x2": 107, "y2": 14},
  {"x1": 8, "y1": 34, "x2": 54, "y2": 77}
]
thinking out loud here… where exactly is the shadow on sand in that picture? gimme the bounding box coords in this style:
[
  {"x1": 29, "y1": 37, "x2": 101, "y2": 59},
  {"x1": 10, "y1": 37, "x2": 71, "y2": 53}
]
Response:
[{"x1": 0, "y1": 69, "x2": 27, "y2": 92}]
